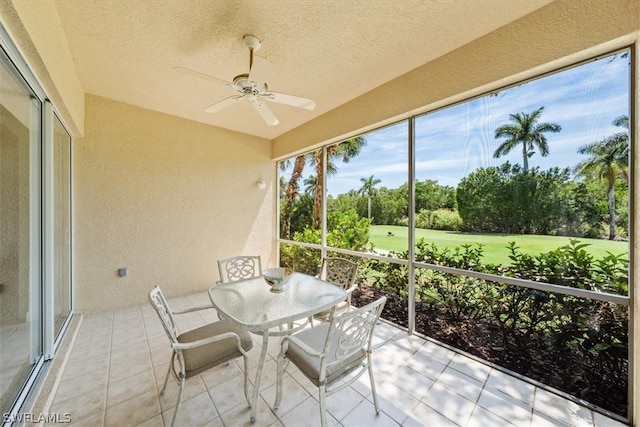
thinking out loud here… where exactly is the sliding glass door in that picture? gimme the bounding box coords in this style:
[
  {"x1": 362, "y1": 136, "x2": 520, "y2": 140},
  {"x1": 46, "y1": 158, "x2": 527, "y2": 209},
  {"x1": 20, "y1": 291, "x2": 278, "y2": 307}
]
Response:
[
  {"x1": 0, "y1": 50, "x2": 42, "y2": 417},
  {"x1": 0, "y1": 27, "x2": 73, "y2": 418},
  {"x1": 52, "y1": 115, "x2": 71, "y2": 340}
]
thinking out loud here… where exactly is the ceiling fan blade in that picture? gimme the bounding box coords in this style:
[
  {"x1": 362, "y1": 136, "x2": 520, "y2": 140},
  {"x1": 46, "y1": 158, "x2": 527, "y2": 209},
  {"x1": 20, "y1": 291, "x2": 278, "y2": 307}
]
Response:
[
  {"x1": 253, "y1": 101, "x2": 279, "y2": 126},
  {"x1": 174, "y1": 66, "x2": 231, "y2": 86},
  {"x1": 266, "y1": 92, "x2": 316, "y2": 110},
  {"x1": 204, "y1": 96, "x2": 242, "y2": 114},
  {"x1": 248, "y1": 56, "x2": 273, "y2": 86}
]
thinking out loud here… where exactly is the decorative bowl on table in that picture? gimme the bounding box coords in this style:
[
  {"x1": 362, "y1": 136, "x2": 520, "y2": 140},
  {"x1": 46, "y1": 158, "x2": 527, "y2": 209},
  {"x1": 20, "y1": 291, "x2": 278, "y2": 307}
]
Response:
[{"x1": 262, "y1": 268, "x2": 290, "y2": 293}]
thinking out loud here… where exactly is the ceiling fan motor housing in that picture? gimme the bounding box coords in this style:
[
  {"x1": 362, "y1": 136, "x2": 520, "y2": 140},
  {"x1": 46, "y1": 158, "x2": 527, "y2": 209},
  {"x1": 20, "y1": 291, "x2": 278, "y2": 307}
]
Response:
[{"x1": 232, "y1": 74, "x2": 268, "y2": 95}]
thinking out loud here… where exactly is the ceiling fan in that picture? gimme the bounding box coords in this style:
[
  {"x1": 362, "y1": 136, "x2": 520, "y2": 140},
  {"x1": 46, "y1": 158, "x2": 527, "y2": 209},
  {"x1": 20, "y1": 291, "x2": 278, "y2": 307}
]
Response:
[{"x1": 175, "y1": 34, "x2": 316, "y2": 126}]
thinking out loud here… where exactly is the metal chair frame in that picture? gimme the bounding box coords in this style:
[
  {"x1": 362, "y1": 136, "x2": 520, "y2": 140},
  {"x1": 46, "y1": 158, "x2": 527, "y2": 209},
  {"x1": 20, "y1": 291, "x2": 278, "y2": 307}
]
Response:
[
  {"x1": 312, "y1": 257, "x2": 359, "y2": 324},
  {"x1": 275, "y1": 296, "x2": 387, "y2": 427},
  {"x1": 217, "y1": 255, "x2": 262, "y2": 284},
  {"x1": 319, "y1": 257, "x2": 358, "y2": 307},
  {"x1": 148, "y1": 285, "x2": 252, "y2": 427}
]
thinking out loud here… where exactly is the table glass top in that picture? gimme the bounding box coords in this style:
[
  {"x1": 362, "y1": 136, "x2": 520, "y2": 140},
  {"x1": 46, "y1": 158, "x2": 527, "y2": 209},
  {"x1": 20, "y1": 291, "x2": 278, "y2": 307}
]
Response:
[{"x1": 209, "y1": 272, "x2": 347, "y2": 329}]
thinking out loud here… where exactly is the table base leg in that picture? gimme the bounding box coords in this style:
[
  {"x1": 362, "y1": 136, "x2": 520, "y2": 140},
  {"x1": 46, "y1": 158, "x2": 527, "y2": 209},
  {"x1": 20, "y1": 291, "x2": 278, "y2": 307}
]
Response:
[{"x1": 250, "y1": 328, "x2": 270, "y2": 423}]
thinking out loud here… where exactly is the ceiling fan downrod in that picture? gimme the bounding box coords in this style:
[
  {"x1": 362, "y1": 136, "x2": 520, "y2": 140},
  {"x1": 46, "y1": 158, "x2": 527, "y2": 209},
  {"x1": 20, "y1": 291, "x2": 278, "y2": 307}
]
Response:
[{"x1": 243, "y1": 34, "x2": 261, "y2": 70}]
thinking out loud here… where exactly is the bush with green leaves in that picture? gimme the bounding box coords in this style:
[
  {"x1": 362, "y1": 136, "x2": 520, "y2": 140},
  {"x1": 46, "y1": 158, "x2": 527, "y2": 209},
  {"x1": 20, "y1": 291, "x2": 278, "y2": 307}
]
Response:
[
  {"x1": 501, "y1": 240, "x2": 628, "y2": 383},
  {"x1": 502, "y1": 239, "x2": 628, "y2": 294},
  {"x1": 280, "y1": 209, "x2": 372, "y2": 274},
  {"x1": 279, "y1": 242, "x2": 320, "y2": 275},
  {"x1": 364, "y1": 238, "x2": 628, "y2": 385},
  {"x1": 415, "y1": 209, "x2": 462, "y2": 231},
  {"x1": 456, "y1": 163, "x2": 604, "y2": 237}
]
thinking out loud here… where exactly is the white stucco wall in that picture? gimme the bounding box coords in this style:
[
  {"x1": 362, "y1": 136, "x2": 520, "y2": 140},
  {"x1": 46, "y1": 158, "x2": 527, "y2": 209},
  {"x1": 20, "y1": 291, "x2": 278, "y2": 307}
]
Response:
[{"x1": 74, "y1": 95, "x2": 274, "y2": 312}]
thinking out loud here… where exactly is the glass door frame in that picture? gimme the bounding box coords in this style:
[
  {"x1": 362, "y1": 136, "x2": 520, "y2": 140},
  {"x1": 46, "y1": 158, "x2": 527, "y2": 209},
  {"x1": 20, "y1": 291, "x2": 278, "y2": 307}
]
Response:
[
  {"x1": 0, "y1": 21, "x2": 74, "y2": 423},
  {"x1": 43, "y1": 101, "x2": 74, "y2": 357}
]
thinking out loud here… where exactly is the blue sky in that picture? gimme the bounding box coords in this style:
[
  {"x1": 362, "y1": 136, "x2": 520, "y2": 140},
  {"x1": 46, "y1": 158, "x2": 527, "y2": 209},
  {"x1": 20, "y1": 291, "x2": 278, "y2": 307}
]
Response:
[{"x1": 284, "y1": 51, "x2": 630, "y2": 196}]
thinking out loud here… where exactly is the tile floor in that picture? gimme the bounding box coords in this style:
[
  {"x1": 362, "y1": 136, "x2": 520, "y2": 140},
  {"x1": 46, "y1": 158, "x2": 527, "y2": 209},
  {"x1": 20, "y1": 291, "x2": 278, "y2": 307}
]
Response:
[
  {"x1": 1, "y1": 322, "x2": 30, "y2": 401},
  {"x1": 41, "y1": 291, "x2": 629, "y2": 427}
]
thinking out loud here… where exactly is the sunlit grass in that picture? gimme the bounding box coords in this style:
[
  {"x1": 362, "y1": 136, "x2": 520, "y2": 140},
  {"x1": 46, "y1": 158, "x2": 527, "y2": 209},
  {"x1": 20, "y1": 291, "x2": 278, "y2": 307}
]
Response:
[{"x1": 370, "y1": 225, "x2": 628, "y2": 265}]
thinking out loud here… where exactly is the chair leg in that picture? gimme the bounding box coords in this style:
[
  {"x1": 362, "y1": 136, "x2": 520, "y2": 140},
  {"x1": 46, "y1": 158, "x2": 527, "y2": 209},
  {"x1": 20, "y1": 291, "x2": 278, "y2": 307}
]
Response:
[
  {"x1": 242, "y1": 354, "x2": 252, "y2": 407},
  {"x1": 170, "y1": 376, "x2": 185, "y2": 427},
  {"x1": 319, "y1": 384, "x2": 327, "y2": 427},
  {"x1": 274, "y1": 353, "x2": 284, "y2": 409},
  {"x1": 367, "y1": 356, "x2": 380, "y2": 415},
  {"x1": 274, "y1": 340, "x2": 289, "y2": 410},
  {"x1": 161, "y1": 354, "x2": 174, "y2": 396}
]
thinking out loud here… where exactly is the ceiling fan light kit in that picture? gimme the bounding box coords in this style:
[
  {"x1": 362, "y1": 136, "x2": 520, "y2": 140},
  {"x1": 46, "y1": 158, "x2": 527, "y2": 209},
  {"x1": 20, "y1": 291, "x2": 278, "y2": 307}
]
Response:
[{"x1": 176, "y1": 34, "x2": 315, "y2": 126}]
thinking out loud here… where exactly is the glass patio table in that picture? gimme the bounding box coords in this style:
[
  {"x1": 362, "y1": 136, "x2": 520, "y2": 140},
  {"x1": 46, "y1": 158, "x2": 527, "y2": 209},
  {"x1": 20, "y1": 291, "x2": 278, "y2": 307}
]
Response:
[{"x1": 208, "y1": 271, "x2": 347, "y2": 423}]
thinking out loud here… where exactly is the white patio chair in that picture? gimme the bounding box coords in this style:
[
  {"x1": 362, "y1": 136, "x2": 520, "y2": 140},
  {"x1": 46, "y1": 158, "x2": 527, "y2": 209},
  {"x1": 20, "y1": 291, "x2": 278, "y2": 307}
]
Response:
[
  {"x1": 217, "y1": 255, "x2": 262, "y2": 283},
  {"x1": 313, "y1": 257, "x2": 359, "y2": 323},
  {"x1": 274, "y1": 296, "x2": 387, "y2": 427},
  {"x1": 148, "y1": 285, "x2": 253, "y2": 427}
]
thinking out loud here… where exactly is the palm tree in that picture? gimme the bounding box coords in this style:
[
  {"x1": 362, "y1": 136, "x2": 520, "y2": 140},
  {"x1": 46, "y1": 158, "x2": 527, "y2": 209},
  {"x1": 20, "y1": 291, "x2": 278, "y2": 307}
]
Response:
[
  {"x1": 612, "y1": 114, "x2": 629, "y2": 128},
  {"x1": 493, "y1": 106, "x2": 561, "y2": 171},
  {"x1": 358, "y1": 175, "x2": 381, "y2": 219},
  {"x1": 303, "y1": 175, "x2": 316, "y2": 195},
  {"x1": 311, "y1": 136, "x2": 366, "y2": 228},
  {"x1": 574, "y1": 115, "x2": 629, "y2": 240},
  {"x1": 280, "y1": 154, "x2": 308, "y2": 239},
  {"x1": 611, "y1": 114, "x2": 630, "y2": 163}
]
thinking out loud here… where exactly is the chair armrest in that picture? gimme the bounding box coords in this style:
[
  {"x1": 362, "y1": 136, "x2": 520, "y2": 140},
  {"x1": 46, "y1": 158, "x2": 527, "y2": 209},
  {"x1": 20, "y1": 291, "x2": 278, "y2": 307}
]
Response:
[
  {"x1": 344, "y1": 283, "x2": 358, "y2": 295},
  {"x1": 172, "y1": 331, "x2": 242, "y2": 350},
  {"x1": 172, "y1": 304, "x2": 215, "y2": 315},
  {"x1": 343, "y1": 285, "x2": 357, "y2": 308}
]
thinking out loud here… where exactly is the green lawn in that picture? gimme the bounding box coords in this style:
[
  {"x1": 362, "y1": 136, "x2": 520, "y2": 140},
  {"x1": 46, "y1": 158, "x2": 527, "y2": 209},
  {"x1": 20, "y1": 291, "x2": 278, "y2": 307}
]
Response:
[{"x1": 370, "y1": 225, "x2": 628, "y2": 265}]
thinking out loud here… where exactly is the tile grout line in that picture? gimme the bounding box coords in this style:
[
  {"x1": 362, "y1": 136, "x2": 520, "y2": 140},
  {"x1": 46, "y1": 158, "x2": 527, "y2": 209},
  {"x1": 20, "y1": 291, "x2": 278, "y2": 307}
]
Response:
[
  {"x1": 102, "y1": 311, "x2": 114, "y2": 427},
  {"x1": 470, "y1": 370, "x2": 535, "y2": 427},
  {"x1": 412, "y1": 349, "x2": 462, "y2": 426},
  {"x1": 195, "y1": 290, "x2": 230, "y2": 426},
  {"x1": 36, "y1": 313, "x2": 84, "y2": 426},
  {"x1": 530, "y1": 386, "x2": 539, "y2": 427},
  {"x1": 465, "y1": 367, "x2": 496, "y2": 427},
  {"x1": 363, "y1": 333, "x2": 407, "y2": 426},
  {"x1": 137, "y1": 304, "x2": 163, "y2": 426}
]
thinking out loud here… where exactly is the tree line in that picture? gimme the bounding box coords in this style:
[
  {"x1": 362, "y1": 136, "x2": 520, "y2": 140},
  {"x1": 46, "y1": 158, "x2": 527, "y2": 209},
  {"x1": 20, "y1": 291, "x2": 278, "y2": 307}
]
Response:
[{"x1": 280, "y1": 109, "x2": 629, "y2": 241}]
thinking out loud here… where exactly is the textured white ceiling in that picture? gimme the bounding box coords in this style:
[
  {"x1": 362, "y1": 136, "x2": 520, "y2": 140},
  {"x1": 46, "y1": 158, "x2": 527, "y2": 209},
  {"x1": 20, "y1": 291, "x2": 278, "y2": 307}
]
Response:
[{"x1": 54, "y1": 0, "x2": 553, "y2": 140}]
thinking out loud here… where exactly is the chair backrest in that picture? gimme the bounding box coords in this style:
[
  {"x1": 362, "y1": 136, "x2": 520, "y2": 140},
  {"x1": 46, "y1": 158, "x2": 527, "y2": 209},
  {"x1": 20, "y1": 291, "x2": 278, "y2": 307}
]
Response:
[
  {"x1": 217, "y1": 255, "x2": 262, "y2": 283},
  {"x1": 323, "y1": 296, "x2": 386, "y2": 374},
  {"x1": 148, "y1": 285, "x2": 180, "y2": 346},
  {"x1": 320, "y1": 257, "x2": 358, "y2": 290}
]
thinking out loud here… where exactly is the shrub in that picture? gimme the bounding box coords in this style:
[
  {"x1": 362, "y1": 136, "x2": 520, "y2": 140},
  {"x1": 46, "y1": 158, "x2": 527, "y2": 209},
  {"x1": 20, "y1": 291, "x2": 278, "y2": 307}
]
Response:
[
  {"x1": 456, "y1": 163, "x2": 602, "y2": 237},
  {"x1": 416, "y1": 209, "x2": 462, "y2": 231},
  {"x1": 280, "y1": 209, "x2": 372, "y2": 274},
  {"x1": 364, "y1": 238, "x2": 628, "y2": 389},
  {"x1": 429, "y1": 209, "x2": 462, "y2": 231}
]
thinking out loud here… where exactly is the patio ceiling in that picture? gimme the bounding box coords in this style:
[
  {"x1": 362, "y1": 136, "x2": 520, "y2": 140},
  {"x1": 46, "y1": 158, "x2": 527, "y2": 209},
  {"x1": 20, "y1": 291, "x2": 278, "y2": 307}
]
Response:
[{"x1": 53, "y1": 0, "x2": 553, "y2": 140}]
